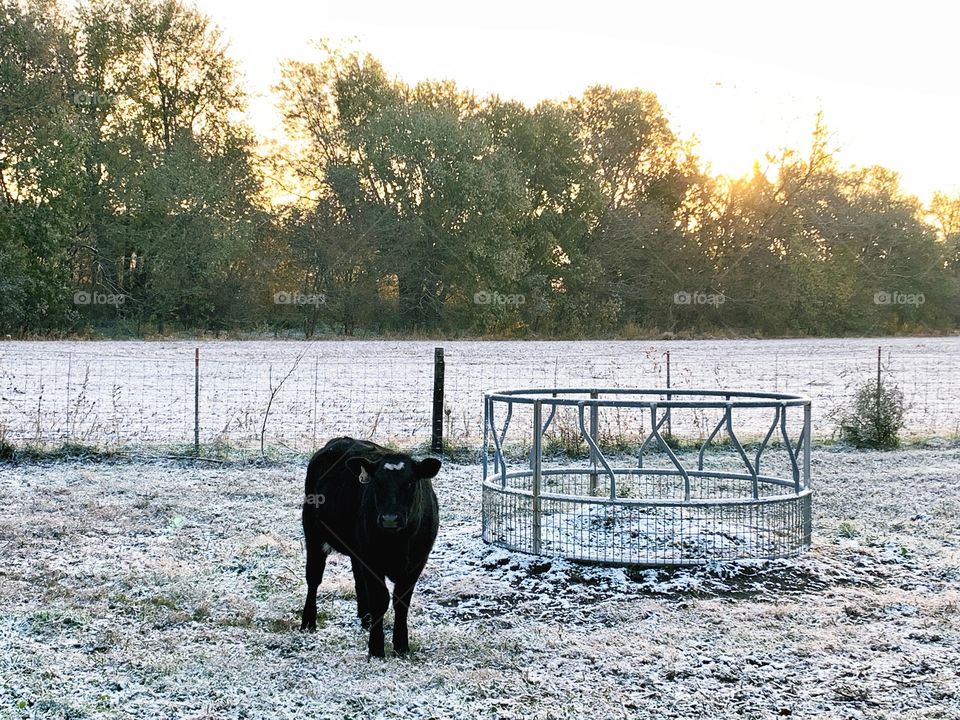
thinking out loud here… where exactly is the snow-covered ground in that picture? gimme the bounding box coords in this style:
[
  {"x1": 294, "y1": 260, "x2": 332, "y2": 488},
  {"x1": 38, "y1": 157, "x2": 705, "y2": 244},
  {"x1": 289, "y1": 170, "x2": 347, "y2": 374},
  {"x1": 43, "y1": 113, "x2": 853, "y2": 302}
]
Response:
[
  {"x1": 0, "y1": 337, "x2": 958, "y2": 449},
  {"x1": 1, "y1": 445, "x2": 958, "y2": 719}
]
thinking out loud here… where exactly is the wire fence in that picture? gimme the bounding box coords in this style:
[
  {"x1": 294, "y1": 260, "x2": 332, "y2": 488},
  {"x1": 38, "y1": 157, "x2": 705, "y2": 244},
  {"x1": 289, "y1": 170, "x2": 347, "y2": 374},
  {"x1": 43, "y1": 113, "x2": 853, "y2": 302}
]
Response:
[{"x1": 0, "y1": 338, "x2": 958, "y2": 454}]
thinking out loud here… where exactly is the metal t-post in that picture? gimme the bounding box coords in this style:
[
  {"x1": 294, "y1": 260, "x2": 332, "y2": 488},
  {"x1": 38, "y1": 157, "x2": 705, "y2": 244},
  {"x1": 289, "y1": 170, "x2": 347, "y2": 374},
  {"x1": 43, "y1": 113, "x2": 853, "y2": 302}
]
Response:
[{"x1": 194, "y1": 348, "x2": 200, "y2": 454}]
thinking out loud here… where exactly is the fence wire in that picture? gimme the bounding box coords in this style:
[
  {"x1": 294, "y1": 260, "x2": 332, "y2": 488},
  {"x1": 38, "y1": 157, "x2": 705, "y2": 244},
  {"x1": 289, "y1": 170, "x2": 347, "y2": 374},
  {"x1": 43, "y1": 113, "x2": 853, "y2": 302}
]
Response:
[{"x1": 0, "y1": 338, "x2": 957, "y2": 452}]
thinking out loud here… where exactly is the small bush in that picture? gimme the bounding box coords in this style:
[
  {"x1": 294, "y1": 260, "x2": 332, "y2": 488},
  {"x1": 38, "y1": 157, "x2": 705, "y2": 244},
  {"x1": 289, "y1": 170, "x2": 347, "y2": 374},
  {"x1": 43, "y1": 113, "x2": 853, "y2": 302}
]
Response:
[
  {"x1": 0, "y1": 423, "x2": 12, "y2": 461},
  {"x1": 836, "y1": 520, "x2": 858, "y2": 539},
  {"x1": 840, "y1": 379, "x2": 906, "y2": 449}
]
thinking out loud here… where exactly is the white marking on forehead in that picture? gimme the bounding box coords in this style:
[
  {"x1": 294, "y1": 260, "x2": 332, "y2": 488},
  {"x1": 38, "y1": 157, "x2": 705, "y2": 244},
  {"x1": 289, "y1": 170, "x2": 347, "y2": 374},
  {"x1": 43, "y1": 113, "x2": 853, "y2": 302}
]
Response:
[{"x1": 383, "y1": 461, "x2": 405, "y2": 471}]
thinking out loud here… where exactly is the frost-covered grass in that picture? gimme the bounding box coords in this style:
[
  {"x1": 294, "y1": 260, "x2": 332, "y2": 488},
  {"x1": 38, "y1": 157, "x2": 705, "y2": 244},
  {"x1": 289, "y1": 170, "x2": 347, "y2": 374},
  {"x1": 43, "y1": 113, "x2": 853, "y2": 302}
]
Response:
[{"x1": 1, "y1": 446, "x2": 959, "y2": 719}]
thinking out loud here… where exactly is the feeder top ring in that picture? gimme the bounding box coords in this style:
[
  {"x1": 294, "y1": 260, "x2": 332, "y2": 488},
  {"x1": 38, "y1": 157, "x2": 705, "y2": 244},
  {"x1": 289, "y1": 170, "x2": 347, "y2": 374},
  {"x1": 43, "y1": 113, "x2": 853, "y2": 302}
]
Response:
[{"x1": 485, "y1": 387, "x2": 811, "y2": 409}]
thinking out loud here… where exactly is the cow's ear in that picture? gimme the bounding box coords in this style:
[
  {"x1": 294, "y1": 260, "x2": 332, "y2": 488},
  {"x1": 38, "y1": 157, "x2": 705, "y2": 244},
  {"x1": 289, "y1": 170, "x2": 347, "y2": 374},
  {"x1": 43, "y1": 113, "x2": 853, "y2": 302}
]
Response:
[
  {"x1": 346, "y1": 457, "x2": 373, "y2": 484},
  {"x1": 415, "y1": 458, "x2": 441, "y2": 479}
]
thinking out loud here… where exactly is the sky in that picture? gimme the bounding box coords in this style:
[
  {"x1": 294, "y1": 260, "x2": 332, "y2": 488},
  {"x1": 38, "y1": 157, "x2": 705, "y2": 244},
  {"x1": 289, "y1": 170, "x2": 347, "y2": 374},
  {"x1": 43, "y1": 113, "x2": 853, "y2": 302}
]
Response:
[{"x1": 194, "y1": 0, "x2": 959, "y2": 202}]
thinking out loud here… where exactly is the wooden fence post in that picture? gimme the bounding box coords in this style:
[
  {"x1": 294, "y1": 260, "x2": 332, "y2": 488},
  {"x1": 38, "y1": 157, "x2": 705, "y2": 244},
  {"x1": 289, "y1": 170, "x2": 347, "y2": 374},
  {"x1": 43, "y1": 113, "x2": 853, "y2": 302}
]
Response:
[{"x1": 431, "y1": 348, "x2": 445, "y2": 453}]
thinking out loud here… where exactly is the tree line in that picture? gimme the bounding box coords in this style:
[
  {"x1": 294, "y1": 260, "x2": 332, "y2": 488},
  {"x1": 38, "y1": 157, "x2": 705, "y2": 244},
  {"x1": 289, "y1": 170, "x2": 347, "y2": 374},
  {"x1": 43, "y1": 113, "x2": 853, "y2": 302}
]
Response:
[{"x1": 2, "y1": 0, "x2": 958, "y2": 338}]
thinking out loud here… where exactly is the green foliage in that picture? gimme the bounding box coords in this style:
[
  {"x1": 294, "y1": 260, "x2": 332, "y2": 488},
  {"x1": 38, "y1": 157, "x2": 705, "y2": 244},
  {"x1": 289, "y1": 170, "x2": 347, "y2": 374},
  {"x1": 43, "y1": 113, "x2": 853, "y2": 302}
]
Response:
[
  {"x1": 841, "y1": 379, "x2": 907, "y2": 449},
  {"x1": 0, "y1": 440, "x2": 125, "y2": 463},
  {"x1": 836, "y1": 520, "x2": 858, "y2": 539},
  {"x1": 1, "y1": 4, "x2": 958, "y2": 338},
  {"x1": 1, "y1": 0, "x2": 266, "y2": 337},
  {"x1": 0, "y1": 0, "x2": 84, "y2": 334}
]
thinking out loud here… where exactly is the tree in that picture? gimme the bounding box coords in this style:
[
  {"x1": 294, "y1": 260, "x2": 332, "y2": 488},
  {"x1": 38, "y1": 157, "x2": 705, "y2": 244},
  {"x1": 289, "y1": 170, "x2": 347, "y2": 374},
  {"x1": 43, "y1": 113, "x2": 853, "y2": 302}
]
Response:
[
  {"x1": 0, "y1": 0, "x2": 82, "y2": 334},
  {"x1": 65, "y1": 0, "x2": 265, "y2": 333},
  {"x1": 568, "y1": 86, "x2": 703, "y2": 333},
  {"x1": 277, "y1": 47, "x2": 535, "y2": 333},
  {"x1": 4, "y1": 19, "x2": 957, "y2": 339},
  {"x1": 930, "y1": 191, "x2": 960, "y2": 274},
  {"x1": 281, "y1": 198, "x2": 384, "y2": 336}
]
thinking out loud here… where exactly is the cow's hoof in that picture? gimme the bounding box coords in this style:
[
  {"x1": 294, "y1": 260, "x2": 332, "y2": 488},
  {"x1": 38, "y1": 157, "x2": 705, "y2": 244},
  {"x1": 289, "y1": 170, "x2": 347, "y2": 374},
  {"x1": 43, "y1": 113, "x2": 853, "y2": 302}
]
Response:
[
  {"x1": 300, "y1": 619, "x2": 316, "y2": 632},
  {"x1": 393, "y1": 645, "x2": 410, "y2": 657},
  {"x1": 367, "y1": 650, "x2": 386, "y2": 661}
]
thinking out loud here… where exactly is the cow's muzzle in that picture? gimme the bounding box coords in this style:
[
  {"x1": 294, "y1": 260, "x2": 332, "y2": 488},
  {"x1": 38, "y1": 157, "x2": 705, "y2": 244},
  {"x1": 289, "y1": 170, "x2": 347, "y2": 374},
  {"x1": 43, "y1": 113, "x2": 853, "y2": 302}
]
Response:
[{"x1": 377, "y1": 513, "x2": 404, "y2": 531}]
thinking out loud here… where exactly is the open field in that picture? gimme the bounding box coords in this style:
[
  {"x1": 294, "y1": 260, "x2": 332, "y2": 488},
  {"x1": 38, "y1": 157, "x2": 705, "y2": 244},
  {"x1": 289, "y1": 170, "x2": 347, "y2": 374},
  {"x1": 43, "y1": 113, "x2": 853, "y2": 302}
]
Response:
[
  {"x1": 1, "y1": 444, "x2": 959, "y2": 719},
  {"x1": 1, "y1": 337, "x2": 959, "y2": 452}
]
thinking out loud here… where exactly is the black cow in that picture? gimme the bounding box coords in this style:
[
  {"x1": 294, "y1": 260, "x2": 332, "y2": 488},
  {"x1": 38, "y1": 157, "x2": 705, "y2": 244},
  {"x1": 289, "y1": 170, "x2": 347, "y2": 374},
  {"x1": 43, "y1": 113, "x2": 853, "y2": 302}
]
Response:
[{"x1": 300, "y1": 436, "x2": 441, "y2": 658}]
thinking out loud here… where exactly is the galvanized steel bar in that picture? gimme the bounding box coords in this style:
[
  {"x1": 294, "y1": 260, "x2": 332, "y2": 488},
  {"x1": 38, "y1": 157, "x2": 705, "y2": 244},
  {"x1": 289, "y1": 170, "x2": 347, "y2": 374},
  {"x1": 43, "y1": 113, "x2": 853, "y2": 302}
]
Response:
[
  {"x1": 697, "y1": 415, "x2": 726, "y2": 471},
  {"x1": 531, "y1": 400, "x2": 543, "y2": 555},
  {"x1": 488, "y1": 398, "x2": 509, "y2": 485},
  {"x1": 577, "y1": 402, "x2": 616, "y2": 496},
  {"x1": 637, "y1": 409, "x2": 670, "y2": 469},
  {"x1": 726, "y1": 405, "x2": 759, "y2": 499},
  {"x1": 530, "y1": 395, "x2": 558, "y2": 468},
  {"x1": 648, "y1": 404, "x2": 691, "y2": 501},
  {"x1": 803, "y1": 402, "x2": 812, "y2": 490},
  {"x1": 754, "y1": 405, "x2": 782, "y2": 475},
  {"x1": 589, "y1": 391, "x2": 599, "y2": 496},
  {"x1": 482, "y1": 395, "x2": 489, "y2": 481},
  {"x1": 780, "y1": 406, "x2": 801, "y2": 491}
]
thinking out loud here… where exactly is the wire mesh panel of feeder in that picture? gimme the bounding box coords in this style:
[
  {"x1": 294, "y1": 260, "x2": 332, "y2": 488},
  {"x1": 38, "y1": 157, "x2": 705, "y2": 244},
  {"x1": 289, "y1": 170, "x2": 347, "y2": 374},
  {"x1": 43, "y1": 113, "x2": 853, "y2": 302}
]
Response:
[{"x1": 481, "y1": 388, "x2": 813, "y2": 566}]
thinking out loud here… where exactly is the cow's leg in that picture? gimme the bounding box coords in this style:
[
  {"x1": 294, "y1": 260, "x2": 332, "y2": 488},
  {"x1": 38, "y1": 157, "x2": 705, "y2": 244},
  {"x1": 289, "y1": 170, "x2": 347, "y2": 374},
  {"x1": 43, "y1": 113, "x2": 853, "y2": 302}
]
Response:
[
  {"x1": 363, "y1": 569, "x2": 390, "y2": 659},
  {"x1": 300, "y1": 531, "x2": 328, "y2": 632},
  {"x1": 350, "y1": 556, "x2": 371, "y2": 629},
  {"x1": 391, "y1": 567, "x2": 424, "y2": 656}
]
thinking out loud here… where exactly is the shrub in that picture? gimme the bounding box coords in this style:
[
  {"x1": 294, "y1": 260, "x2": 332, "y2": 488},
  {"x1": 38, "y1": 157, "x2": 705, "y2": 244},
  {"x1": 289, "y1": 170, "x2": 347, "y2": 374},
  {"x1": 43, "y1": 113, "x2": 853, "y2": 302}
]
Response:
[
  {"x1": 0, "y1": 424, "x2": 13, "y2": 461},
  {"x1": 840, "y1": 379, "x2": 906, "y2": 449}
]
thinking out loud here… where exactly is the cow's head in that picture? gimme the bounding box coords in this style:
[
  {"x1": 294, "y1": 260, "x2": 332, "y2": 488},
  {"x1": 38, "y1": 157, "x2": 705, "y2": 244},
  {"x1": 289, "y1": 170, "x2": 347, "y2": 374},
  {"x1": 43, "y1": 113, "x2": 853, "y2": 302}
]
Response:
[{"x1": 346, "y1": 454, "x2": 441, "y2": 532}]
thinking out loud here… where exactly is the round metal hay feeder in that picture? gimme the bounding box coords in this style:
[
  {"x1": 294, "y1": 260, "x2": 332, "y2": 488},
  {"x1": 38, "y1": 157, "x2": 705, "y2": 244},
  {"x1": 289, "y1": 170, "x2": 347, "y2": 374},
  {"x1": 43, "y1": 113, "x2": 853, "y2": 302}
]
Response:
[{"x1": 481, "y1": 389, "x2": 813, "y2": 566}]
